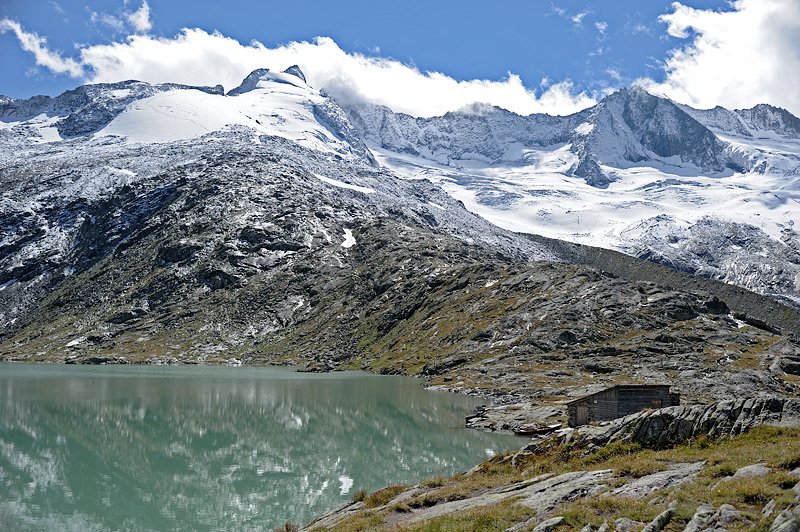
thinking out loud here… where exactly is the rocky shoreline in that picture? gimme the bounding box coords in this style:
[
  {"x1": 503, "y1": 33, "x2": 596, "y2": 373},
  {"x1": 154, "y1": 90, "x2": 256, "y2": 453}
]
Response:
[{"x1": 306, "y1": 397, "x2": 800, "y2": 531}]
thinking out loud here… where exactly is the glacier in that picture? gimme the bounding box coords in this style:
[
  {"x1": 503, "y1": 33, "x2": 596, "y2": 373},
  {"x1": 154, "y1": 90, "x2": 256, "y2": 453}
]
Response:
[{"x1": 343, "y1": 88, "x2": 800, "y2": 304}]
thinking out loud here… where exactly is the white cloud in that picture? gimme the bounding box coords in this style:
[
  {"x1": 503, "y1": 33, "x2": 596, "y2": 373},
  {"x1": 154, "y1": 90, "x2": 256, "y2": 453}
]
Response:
[
  {"x1": 49, "y1": 2, "x2": 67, "y2": 18},
  {"x1": 606, "y1": 67, "x2": 623, "y2": 82},
  {"x1": 89, "y1": 1, "x2": 151, "y2": 34},
  {"x1": 641, "y1": 0, "x2": 800, "y2": 115},
  {"x1": 551, "y1": 5, "x2": 596, "y2": 30},
  {"x1": 126, "y1": 1, "x2": 152, "y2": 34},
  {"x1": 0, "y1": 18, "x2": 83, "y2": 77},
  {"x1": 3, "y1": 5, "x2": 595, "y2": 117},
  {"x1": 594, "y1": 21, "x2": 608, "y2": 35},
  {"x1": 76, "y1": 29, "x2": 594, "y2": 116},
  {"x1": 90, "y1": 11, "x2": 126, "y2": 32},
  {"x1": 571, "y1": 10, "x2": 590, "y2": 26}
]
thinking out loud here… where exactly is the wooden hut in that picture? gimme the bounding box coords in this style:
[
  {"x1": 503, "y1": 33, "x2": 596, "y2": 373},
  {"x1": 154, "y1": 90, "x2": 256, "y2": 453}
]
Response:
[{"x1": 566, "y1": 385, "x2": 680, "y2": 427}]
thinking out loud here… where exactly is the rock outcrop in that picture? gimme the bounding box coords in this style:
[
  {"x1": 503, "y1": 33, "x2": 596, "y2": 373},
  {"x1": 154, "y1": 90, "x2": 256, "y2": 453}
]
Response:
[{"x1": 538, "y1": 397, "x2": 800, "y2": 451}]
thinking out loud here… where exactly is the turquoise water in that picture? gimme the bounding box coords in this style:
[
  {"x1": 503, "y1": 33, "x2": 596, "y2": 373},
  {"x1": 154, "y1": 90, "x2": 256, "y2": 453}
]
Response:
[{"x1": 0, "y1": 363, "x2": 522, "y2": 530}]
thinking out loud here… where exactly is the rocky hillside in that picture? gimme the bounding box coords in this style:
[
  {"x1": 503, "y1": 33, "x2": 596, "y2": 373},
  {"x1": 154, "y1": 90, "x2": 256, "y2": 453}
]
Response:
[{"x1": 2, "y1": 132, "x2": 800, "y2": 416}]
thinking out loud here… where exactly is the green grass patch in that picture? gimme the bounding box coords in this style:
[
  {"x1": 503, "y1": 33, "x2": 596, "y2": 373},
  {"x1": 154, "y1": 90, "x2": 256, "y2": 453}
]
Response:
[{"x1": 364, "y1": 484, "x2": 408, "y2": 508}]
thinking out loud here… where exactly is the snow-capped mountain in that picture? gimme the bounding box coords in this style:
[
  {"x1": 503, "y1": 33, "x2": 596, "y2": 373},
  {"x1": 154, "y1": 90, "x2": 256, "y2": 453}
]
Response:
[
  {"x1": 0, "y1": 67, "x2": 557, "y2": 342},
  {"x1": 1, "y1": 67, "x2": 799, "y2": 364},
  {"x1": 343, "y1": 88, "x2": 800, "y2": 304},
  {"x1": 1, "y1": 65, "x2": 799, "y2": 382},
  {"x1": 0, "y1": 66, "x2": 373, "y2": 161}
]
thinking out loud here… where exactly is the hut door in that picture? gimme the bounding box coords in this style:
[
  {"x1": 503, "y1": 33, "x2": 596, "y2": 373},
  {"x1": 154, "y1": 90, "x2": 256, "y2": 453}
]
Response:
[{"x1": 576, "y1": 405, "x2": 589, "y2": 425}]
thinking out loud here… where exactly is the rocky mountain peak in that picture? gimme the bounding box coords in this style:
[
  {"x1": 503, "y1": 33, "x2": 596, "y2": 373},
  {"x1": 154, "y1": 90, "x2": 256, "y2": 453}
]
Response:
[
  {"x1": 226, "y1": 68, "x2": 272, "y2": 96},
  {"x1": 579, "y1": 86, "x2": 730, "y2": 174},
  {"x1": 736, "y1": 103, "x2": 800, "y2": 137},
  {"x1": 283, "y1": 65, "x2": 307, "y2": 83},
  {"x1": 227, "y1": 67, "x2": 311, "y2": 96}
]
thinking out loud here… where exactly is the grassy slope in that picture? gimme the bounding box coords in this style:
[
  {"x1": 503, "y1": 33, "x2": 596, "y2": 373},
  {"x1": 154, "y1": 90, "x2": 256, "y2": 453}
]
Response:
[{"x1": 324, "y1": 426, "x2": 800, "y2": 531}]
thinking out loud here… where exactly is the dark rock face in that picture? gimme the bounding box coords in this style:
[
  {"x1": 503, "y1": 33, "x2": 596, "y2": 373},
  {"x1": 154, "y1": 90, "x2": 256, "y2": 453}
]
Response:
[
  {"x1": 283, "y1": 65, "x2": 307, "y2": 83},
  {"x1": 780, "y1": 357, "x2": 800, "y2": 376},
  {"x1": 158, "y1": 243, "x2": 202, "y2": 264},
  {"x1": 226, "y1": 68, "x2": 274, "y2": 96},
  {"x1": 738, "y1": 104, "x2": 800, "y2": 138},
  {"x1": 617, "y1": 88, "x2": 728, "y2": 171},
  {"x1": 107, "y1": 308, "x2": 148, "y2": 324}
]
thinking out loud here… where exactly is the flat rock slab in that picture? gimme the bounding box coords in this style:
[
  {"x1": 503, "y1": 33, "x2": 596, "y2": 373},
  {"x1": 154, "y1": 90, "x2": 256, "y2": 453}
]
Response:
[
  {"x1": 610, "y1": 462, "x2": 705, "y2": 498},
  {"x1": 304, "y1": 501, "x2": 365, "y2": 530},
  {"x1": 404, "y1": 469, "x2": 613, "y2": 524},
  {"x1": 614, "y1": 517, "x2": 645, "y2": 532},
  {"x1": 465, "y1": 402, "x2": 564, "y2": 432},
  {"x1": 518, "y1": 469, "x2": 614, "y2": 513},
  {"x1": 531, "y1": 516, "x2": 567, "y2": 532}
]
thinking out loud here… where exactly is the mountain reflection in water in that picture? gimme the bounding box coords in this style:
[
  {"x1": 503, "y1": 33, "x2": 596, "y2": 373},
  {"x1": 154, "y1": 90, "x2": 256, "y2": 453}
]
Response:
[{"x1": 0, "y1": 364, "x2": 522, "y2": 530}]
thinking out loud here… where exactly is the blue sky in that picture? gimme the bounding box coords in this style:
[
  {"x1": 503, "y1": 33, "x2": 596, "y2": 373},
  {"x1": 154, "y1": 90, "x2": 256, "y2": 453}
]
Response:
[{"x1": 1, "y1": 0, "x2": 798, "y2": 116}]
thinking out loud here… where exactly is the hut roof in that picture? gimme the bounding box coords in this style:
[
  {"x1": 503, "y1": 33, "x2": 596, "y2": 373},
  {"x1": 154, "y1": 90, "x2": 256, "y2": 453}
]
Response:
[{"x1": 565, "y1": 384, "x2": 675, "y2": 405}]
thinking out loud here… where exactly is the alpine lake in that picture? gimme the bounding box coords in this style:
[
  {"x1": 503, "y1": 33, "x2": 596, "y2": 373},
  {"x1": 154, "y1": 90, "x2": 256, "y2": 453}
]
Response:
[{"x1": 0, "y1": 363, "x2": 524, "y2": 530}]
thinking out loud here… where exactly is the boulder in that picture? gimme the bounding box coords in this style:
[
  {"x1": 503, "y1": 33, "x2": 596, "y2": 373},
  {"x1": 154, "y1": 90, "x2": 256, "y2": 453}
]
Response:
[
  {"x1": 733, "y1": 463, "x2": 771, "y2": 479},
  {"x1": 641, "y1": 508, "x2": 673, "y2": 532}
]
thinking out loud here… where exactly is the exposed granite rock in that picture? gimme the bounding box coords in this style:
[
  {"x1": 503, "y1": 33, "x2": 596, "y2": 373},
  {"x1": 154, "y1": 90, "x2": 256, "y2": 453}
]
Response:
[
  {"x1": 531, "y1": 516, "x2": 566, "y2": 532},
  {"x1": 614, "y1": 517, "x2": 645, "y2": 532},
  {"x1": 465, "y1": 402, "x2": 564, "y2": 433},
  {"x1": 733, "y1": 463, "x2": 771, "y2": 479},
  {"x1": 764, "y1": 499, "x2": 778, "y2": 518},
  {"x1": 684, "y1": 503, "x2": 748, "y2": 531},
  {"x1": 307, "y1": 470, "x2": 613, "y2": 530},
  {"x1": 683, "y1": 504, "x2": 717, "y2": 532},
  {"x1": 770, "y1": 481, "x2": 800, "y2": 531},
  {"x1": 303, "y1": 501, "x2": 365, "y2": 530},
  {"x1": 609, "y1": 462, "x2": 704, "y2": 499},
  {"x1": 402, "y1": 470, "x2": 613, "y2": 524},
  {"x1": 772, "y1": 505, "x2": 800, "y2": 531},
  {"x1": 641, "y1": 508, "x2": 673, "y2": 532},
  {"x1": 552, "y1": 397, "x2": 800, "y2": 450},
  {"x1": 516, "y1": 470, "x2": 614, "y2": 513},
  {"x1": 505, "y1": 516, "x2": 566, "y2": 532}
]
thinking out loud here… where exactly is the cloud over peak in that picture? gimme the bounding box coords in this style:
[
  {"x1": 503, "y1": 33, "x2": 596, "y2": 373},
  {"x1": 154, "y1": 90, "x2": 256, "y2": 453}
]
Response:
[
  {"x1": 2, "y1": 24, "x2": 596, "y2": 117},
  {"x1": 4, "y1": 0, "x2": 798, "y2": 117},
  {"x1": 642, "y1": 0, "x2": 800, "y2": 115}
]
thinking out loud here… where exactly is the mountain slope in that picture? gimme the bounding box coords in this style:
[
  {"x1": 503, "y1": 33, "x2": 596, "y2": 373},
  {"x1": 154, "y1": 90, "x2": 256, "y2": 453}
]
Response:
[{"x1": 2, "y1": 135, "x2": 798, "y2": 407}]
